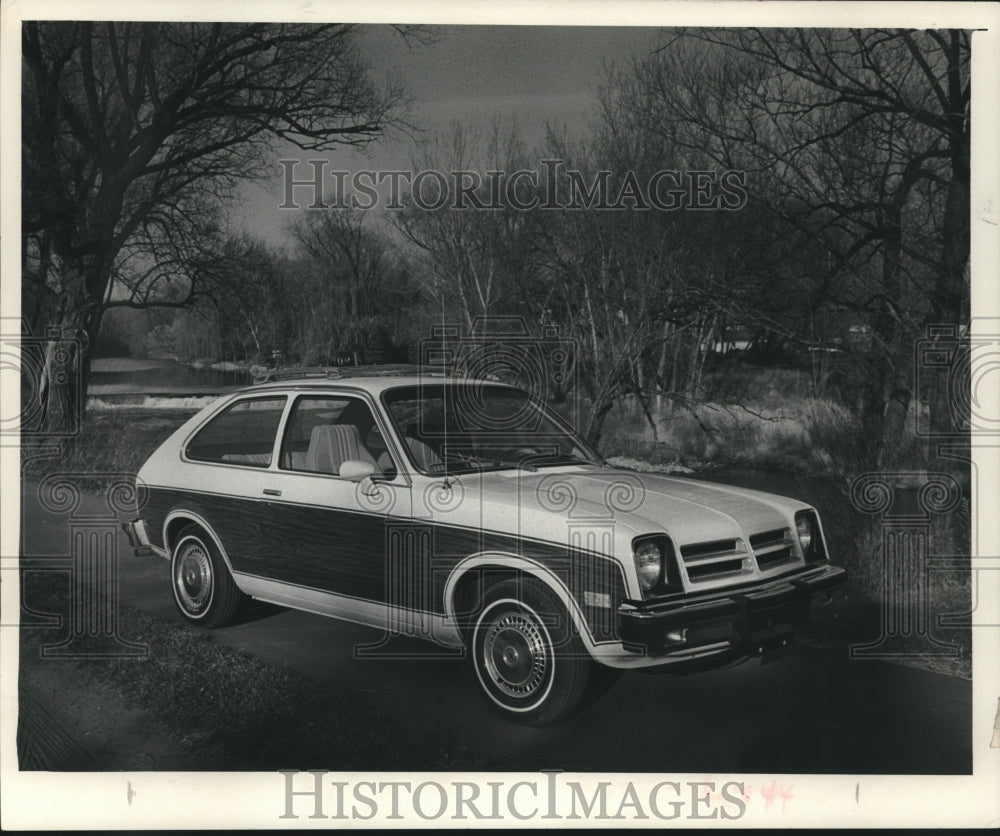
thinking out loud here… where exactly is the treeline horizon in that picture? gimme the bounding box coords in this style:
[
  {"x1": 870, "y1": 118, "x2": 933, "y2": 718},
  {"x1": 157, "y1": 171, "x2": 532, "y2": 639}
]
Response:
[{"x1": 24, "y1": 25, "x2": 969, "y2": 457}]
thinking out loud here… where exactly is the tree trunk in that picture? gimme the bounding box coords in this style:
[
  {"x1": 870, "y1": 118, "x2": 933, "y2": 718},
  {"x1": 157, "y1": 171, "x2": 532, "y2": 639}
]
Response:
[
  {"x1": 31, "y1": 293, "x2": 103, "y2": 436},
  {"x1": 881, "y1": 371, "x2": 913, "y2": 465},
  {"x1": 585, "y1": 395, "x2": 615, "y2": 449}
]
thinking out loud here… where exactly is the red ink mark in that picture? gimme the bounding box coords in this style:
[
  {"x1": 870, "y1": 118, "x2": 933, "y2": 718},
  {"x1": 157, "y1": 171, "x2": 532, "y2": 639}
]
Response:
[
  {"x1": 757, "y1": 780, "x2": 794, "y2": 813},
  {"x1": 761, "y1": 780, "x2": 778, "y2": 811},
  {"x1": 779, "y1": 784, "x2": 794, "y2": 813}
]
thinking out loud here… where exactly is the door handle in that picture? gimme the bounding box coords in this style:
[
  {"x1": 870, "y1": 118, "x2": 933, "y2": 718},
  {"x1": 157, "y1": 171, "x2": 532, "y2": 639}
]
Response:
[{"x1": 263, "y1": 488, "x2": 281, "y2": 497}]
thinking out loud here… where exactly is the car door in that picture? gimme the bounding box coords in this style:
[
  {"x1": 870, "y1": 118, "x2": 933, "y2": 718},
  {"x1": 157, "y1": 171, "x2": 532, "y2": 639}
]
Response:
[
  {"x1": 257, "y1": 392, "x2": 412, "y2": 608},
  {"x1": 179, "y1": 394, "x2": 288, "y2": 573}
]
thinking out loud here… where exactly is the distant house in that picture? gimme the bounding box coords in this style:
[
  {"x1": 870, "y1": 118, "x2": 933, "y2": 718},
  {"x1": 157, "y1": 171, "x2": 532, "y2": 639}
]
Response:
[
  {"x1": 846, "y1": 323, "x2": 873, "y2": 350},
  {"x1": 707, "y1": 325, "x2": 754, "y2": 354},
  {"x1": 710, "y1": 337, "x2": 753, "y2": 354}
]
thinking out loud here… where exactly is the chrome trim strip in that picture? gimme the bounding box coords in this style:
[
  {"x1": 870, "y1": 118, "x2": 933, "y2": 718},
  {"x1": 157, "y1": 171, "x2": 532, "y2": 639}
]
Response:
[
  {"x1": 684, "y1": 551, "x2": 748, "y2": 567},
  {"x1": 754, "y1": 539, "x2": 795, "y2": 556},
  {"x1": 233, "y1": 573, "x2": 465, "y2": 647}
]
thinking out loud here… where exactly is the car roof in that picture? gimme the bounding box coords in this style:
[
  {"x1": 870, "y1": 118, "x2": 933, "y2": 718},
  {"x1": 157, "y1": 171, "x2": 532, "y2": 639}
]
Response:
[{"x1": 241, "y1": 374, "x2": 516, "y2": 397}]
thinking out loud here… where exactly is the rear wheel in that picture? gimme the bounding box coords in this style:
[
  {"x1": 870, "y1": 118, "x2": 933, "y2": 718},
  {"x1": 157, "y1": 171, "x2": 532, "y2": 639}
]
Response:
[
  {"x1": 469, "y1": 577, "x2": 591, "y2": 726},
  {"x1": 170, "y1": 524, "x2": 242, "y2": 628}
]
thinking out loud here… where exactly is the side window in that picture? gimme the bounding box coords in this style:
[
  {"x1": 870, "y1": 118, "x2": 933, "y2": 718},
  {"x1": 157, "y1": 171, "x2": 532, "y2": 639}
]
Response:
[
  {"x1": 186, "y1": 397, "x2": 287, "y2": 467},
  {"x1": 280, "y1": 395, "x2": 397, "y2": 479}
]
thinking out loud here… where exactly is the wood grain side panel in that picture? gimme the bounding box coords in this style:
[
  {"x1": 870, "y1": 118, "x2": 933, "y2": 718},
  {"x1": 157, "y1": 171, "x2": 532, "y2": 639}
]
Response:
[
  {"x1": 142, "y1": 486, "x2": 625, "y2": 640},
  {"x1": 142, "y1": 487, "x2": 265, "y2": 568}
]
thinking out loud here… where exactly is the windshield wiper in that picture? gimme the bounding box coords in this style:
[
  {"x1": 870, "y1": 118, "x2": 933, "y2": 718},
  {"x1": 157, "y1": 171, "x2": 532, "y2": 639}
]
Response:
[
  {"x1": 486, "y1": 459, "x2": 539, "y2": 473},
  {"x1": 518, "y1": 453, "x2": 595, "y2": 467}
]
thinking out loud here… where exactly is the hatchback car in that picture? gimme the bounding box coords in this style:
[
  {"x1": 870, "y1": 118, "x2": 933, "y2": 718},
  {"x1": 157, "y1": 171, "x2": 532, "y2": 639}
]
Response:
[{"x1": 123, "y1": 365, "x2": 845, "y2": 725}]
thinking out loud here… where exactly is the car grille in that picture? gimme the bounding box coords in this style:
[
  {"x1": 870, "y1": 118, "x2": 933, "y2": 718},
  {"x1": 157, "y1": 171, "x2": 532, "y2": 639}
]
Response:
[
  {"x1": 749, "y1": 527, "x2": 798, "y2": 571},
  {"x1": 679, "y1": 538, "x2": 752, "y2": 582}
]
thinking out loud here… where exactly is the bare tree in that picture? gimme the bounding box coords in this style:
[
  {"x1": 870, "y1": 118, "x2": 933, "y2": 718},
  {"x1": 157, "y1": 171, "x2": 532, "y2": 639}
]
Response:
[
  {"x1": 295, "y1": 211, "x2": 388, "y2": 320},
  {"x1": 392, "y1": 123, "x2": 535, "y2": 329},
  {"x1": 293, "y1": 210, "x2": 407, "y2": 364},
  {"x1": 22, "y1": 21, "x2": 416, "y2": 431},
  {"x1": 618, "y1": 28, "x2": 970, "y2": 462},
  {"x1": 532, "y1": 115, "x2": 773, "y2": 445}
]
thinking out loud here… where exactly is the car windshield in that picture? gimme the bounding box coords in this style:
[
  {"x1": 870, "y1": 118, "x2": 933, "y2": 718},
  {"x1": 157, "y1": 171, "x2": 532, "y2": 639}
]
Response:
[{"x1": 381, "y1": 383, "x2": 602, "y2": 475}]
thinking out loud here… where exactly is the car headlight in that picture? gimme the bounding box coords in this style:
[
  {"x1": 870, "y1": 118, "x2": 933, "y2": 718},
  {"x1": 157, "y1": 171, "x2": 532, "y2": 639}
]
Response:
[
  {"x1": 796, "y1": 515, "x2": 813, "y2": 552},
  {"x1": 795, "y1": 511, "x2": 825, "y2": 561},
  {"x1": 632, "y1": 540, "x2": 663, "y2": 593}
]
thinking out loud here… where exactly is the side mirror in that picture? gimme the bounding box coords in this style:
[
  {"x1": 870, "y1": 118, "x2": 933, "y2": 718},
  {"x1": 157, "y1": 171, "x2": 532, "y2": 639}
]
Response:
[{"x1": 339, "y1": 459, "x2": 376, "y2": 481}]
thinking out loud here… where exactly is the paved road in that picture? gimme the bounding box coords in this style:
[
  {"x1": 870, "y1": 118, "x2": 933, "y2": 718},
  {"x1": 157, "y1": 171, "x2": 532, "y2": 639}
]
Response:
[{"x1": 18, "y1": 480, "x2": 972, "y2": 774}]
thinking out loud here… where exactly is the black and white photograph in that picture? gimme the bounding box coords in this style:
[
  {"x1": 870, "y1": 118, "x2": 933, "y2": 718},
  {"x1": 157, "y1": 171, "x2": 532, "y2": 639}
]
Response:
[{"x1": 2, "y1": 0, "x2": 999, "y2": 829}]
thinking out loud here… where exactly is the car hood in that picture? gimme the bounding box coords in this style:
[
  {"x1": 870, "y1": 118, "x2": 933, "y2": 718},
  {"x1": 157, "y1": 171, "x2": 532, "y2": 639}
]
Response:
[{"x1": 424, "y1": 465, "x2": 811, "y2": 550}]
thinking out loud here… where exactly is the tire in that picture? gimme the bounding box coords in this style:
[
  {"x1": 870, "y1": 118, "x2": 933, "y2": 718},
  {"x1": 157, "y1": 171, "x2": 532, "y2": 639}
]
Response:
[
  {"x1": 170, "y1": 524, "x2": 242, "y2": 628},
  {"x1": 469, "y1": 577, "x2": 591, "y2": 726}
]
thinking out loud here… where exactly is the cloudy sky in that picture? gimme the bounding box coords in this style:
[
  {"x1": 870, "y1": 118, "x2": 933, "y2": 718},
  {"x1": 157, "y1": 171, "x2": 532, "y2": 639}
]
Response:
[
  {"x1": 364, "y1": 25, "x2": 662, "y2": 144},
  {"x1": 239, "y1": 25, "x2": 663, "y2": 245}
]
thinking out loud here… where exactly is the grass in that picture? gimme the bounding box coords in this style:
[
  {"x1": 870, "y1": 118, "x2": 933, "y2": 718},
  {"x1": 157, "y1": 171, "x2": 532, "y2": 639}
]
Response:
[
  {"x1": 595, "y1": 392, "x2": 855, "y2": 474},
  {"x1": 20, "y1": 572, "x2": 489, "y2": 771},
  {"x1": 22, "y1": 408, "x2": 193, "y2": 487}
]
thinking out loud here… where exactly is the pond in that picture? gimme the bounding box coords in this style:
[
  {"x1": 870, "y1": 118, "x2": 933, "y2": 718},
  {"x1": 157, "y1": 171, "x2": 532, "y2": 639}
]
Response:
[
  {"x1": 88, "y1": 358, "x2": 254, "y2": 409},
  {"x1": 90, "y1": 357, "x2": 253, "y2": 390}
]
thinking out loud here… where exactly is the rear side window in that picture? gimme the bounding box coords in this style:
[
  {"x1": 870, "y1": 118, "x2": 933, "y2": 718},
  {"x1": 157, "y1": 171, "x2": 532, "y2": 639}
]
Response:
[{"x1": 185, "y1": 397, "x2": 286, "y2": 467}]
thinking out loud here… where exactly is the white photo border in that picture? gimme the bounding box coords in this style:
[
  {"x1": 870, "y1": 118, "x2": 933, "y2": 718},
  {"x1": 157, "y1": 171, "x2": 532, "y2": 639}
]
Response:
[{"x1": 2, "y1": 0, "x2": 998, "y2": 829}]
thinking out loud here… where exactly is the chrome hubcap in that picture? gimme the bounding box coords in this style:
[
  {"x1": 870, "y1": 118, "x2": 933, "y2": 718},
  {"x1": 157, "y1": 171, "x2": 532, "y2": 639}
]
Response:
[
  {"x1": 175, "y1": 543, "x2": 212, "y2": 613},
  {"x1": 483, "y1": 611, "x2": 548, "y2": 699}
]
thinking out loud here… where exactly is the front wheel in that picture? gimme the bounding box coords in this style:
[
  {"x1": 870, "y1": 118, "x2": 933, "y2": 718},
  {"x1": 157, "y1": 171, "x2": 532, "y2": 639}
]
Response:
[
  {"x1": 469, "y1": 577, "x2": 591, "y2": 726},
  {"x1": 170, "y1": 524, "x2": 242, "y2": 628}
]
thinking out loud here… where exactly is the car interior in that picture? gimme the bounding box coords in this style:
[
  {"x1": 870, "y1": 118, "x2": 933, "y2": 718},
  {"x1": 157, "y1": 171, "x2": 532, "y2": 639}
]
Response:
[{"x1": 280, "y1": 397, "x2": 398, "y2": 479}]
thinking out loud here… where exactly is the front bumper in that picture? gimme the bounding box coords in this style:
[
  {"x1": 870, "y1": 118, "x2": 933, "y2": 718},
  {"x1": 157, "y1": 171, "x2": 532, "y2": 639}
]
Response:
[{"x1": 618, "y1": 563, "x2": 846, "y2": 659}]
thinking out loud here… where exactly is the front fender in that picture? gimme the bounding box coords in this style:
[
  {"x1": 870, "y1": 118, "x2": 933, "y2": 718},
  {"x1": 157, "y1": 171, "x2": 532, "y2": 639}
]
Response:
[{"x1": 443, "y1": 552, "x2": 603, "y2": 653}]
